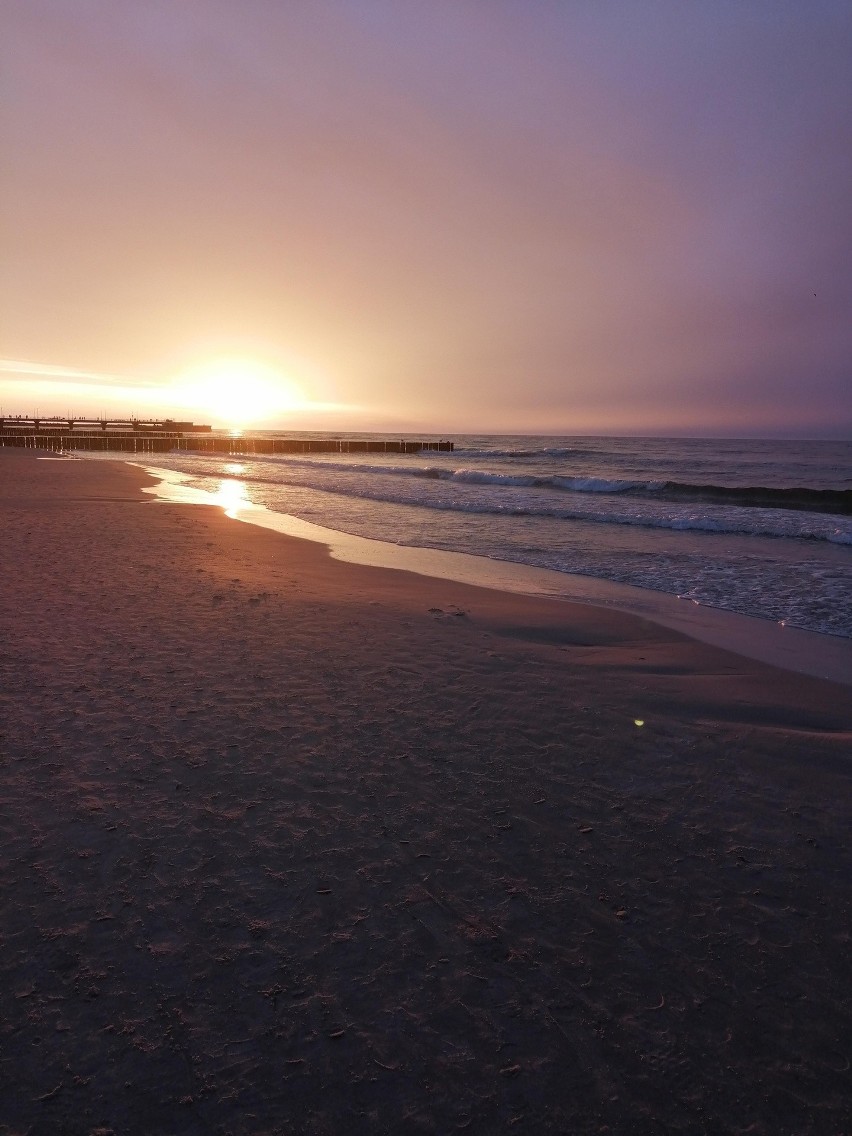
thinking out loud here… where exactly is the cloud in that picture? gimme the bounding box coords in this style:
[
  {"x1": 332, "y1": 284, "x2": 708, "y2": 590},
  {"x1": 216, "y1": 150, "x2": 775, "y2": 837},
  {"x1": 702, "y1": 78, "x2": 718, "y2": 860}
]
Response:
[{"x1": 0, "y1": 359, "x2": 160, "y2": 388}]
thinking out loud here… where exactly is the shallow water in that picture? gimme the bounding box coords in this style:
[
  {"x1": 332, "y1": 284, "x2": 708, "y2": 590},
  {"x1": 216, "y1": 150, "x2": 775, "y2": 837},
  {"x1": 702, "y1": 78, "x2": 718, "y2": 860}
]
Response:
[{"x1": 97, "y1": 433, "x2": 852, "y2": 640}]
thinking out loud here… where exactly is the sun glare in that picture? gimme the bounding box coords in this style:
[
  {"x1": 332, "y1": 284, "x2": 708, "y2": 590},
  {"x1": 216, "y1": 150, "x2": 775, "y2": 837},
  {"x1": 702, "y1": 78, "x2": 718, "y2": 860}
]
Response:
[
  {"x1": 174, "y1": 358, "x2": 305, "y2": 426},
  {"x1": 213, "y1": 478, "x2": 253, "y2": 518}
]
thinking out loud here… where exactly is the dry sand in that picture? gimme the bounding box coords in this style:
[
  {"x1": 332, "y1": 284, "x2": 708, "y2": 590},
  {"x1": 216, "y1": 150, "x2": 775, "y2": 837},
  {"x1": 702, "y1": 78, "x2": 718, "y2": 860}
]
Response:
[{"x1": 1, "y1": 448, "x2": 850, "y2": 1135}]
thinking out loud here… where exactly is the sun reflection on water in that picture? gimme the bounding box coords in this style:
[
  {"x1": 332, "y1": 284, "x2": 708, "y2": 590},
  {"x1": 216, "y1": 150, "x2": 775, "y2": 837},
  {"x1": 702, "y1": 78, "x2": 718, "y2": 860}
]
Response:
[{"x1": 214, "y1": 477, "x2": 253, "y2": 518}]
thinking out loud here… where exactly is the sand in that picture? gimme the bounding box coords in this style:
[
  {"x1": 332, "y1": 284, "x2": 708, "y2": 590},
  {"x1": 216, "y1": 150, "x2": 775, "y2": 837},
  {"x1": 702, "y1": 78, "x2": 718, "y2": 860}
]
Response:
[{"x1": 1, "y1": 448, "x2": 849, "y2": 1135}]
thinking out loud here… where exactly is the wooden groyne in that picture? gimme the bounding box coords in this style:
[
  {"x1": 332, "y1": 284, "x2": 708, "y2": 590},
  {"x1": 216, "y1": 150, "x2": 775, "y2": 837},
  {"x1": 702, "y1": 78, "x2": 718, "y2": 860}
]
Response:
[
  {"x1": 0, "y1": 432, "x2": 454, "y2": 455},
  {"x1": 174, "y1": 437, "x2": 455, "y2": 455}
]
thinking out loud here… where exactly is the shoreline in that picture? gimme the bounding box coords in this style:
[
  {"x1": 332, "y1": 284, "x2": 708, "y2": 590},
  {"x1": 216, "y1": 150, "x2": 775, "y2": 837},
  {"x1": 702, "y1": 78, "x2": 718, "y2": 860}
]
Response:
[
  {"x1": 139, "y1": 461, "x2": 852, "y2": 686},
  {"x1": 2, "y1": 448, "x2": 850, "y2": 1135}
]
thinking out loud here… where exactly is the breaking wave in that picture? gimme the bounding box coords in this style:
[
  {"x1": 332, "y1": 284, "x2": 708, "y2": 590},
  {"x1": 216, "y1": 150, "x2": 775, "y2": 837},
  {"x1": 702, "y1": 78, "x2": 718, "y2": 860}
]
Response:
[{"x1": 207, "y1": 451, "x2": 852, "y2": 516}]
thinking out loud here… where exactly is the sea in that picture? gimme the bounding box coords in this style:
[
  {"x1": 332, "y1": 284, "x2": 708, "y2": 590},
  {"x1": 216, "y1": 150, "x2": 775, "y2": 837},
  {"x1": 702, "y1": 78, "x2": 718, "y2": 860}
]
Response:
[{"x1": 108, "y1": 433, "x2": 852, "y2": 642}]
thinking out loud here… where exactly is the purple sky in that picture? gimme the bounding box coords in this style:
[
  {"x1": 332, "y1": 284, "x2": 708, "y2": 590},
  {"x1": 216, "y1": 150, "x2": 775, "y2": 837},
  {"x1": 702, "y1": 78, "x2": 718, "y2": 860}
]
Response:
[{"x1": 2, "y1": 0, "x2": 851, "y2": 435}]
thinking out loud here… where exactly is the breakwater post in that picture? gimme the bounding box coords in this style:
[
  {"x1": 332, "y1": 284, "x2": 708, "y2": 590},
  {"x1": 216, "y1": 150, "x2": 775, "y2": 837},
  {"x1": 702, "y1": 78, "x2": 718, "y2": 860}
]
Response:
[{"x1": 0, "y1": 421, "x2": 454, "y2": 455}]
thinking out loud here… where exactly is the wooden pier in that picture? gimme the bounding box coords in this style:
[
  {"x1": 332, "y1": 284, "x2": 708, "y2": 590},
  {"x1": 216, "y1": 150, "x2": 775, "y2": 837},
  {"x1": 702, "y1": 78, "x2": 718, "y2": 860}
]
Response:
[
  {"x1": 0, "y1": 416, "x2": 212, "y2": 434},
  {"x1": 0, "y1": 418, "x2": 453, "y2": 455}
]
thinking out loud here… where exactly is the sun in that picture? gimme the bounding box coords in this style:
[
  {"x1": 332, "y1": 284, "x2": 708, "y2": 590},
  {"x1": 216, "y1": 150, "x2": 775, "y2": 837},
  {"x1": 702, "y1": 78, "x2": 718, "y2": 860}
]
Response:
[{"x1": 174, "y1": 358, "x2": 305, "y2": 427}]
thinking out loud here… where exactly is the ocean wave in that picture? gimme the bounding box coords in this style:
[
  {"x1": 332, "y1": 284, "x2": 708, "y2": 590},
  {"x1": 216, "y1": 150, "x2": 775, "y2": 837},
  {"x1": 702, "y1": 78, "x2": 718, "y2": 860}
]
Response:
[
  {"x1": 235, "y1": 471, "x2": 852, "y2": 544},
  {"x1": 659, "y1": 481, "x2": 852, "y2": 515},
  {"x1": 449, "y1": 468, "x2": 540, "y2": 487},
  {"x1": 421, "y1": 501, "x2": 851, "y2": 543},
  {"x1": 235, "y1": 456, "x2": 851, "y2": 514},
  {"x1": 454, "y1": 447, "x2": 536, "y2": 458},
  {"x1": 552, "y1": 475, "x2": 658, "y2": 493},
  {"x1": 200, "y1": 448, "x2": 851, "y2": 512}
]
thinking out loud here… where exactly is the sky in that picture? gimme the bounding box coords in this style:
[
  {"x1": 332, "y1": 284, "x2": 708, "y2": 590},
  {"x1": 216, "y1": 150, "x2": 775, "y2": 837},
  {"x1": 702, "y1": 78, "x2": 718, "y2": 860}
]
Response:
[{"x1": 2, "y1": 0, "x2": 851, "y2": 436}]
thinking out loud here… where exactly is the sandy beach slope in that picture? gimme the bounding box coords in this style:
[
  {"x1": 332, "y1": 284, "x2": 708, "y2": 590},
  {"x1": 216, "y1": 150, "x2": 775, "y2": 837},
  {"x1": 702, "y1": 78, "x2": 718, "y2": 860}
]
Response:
[{"x1": 1, "y1": 449, "x2": 850, "y2": 1135}]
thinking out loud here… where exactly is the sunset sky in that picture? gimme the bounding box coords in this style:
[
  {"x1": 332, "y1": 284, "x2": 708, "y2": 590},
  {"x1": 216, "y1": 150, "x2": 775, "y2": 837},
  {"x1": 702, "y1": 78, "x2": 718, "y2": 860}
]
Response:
[{"x1": 2, "y1": 0, "x2": 851, "y2": 436}]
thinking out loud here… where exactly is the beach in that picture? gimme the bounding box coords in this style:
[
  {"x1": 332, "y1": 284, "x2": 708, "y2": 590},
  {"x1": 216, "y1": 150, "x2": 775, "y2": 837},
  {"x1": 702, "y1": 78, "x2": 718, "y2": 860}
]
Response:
[
  {"x1": 1, "y1": 448, "x2": 850, "y2": 1134},
  {"x1": 129, "y1": 434, "x2": 852, "y2": 643}
]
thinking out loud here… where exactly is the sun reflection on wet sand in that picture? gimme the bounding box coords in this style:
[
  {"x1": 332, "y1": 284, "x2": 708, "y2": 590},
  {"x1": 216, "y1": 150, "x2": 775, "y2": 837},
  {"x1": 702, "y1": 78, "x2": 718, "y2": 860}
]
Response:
[{"x1": 213, "y1": 478, "x2": 253, "y2": 518}]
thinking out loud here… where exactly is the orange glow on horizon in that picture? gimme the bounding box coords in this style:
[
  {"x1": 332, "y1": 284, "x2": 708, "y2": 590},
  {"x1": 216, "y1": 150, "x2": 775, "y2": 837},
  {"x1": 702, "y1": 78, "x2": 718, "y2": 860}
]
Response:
[{"x1": 171, "y1": 358, "x2": 307, "y2": 428}]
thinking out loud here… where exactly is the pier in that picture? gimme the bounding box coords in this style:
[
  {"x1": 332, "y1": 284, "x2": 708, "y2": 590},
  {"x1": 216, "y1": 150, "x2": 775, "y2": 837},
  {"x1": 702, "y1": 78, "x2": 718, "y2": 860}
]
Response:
[
  {"x1": 0, "y1": 416, "x2": 212, "y2": 434},
  {"x1": 0, "y1": 418, "x2": 453, "y2": 454}
]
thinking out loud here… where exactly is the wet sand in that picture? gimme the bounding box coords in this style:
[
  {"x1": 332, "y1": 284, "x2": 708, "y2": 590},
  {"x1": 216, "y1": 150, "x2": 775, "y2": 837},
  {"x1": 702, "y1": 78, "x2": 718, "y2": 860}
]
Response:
[{"x1": 1, "y1": 448, "x2": 850, "y2": 1135}]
